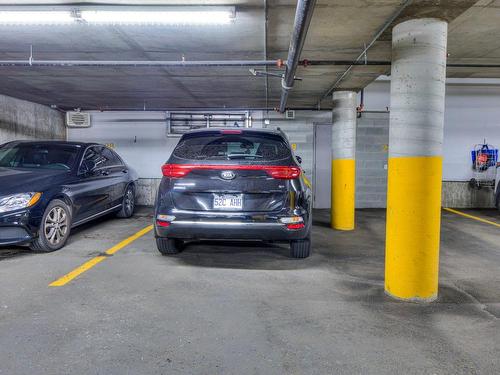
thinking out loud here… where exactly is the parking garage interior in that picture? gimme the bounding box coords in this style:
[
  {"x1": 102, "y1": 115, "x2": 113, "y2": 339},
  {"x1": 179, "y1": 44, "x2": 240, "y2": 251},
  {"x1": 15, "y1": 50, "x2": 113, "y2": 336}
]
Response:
[{"x1": 0, "y1": 0, "x2": 499, "y2": 374}]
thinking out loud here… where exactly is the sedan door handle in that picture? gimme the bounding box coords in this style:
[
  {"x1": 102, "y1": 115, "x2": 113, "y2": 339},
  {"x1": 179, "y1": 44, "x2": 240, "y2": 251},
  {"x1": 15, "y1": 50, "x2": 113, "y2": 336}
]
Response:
[{"x1": 101, "y1": 170, "x2": 110, "y2": 176}]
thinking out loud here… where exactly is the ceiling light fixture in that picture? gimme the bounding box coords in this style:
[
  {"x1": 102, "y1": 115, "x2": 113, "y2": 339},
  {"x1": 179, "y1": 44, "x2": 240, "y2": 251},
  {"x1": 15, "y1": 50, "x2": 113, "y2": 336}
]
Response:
[
  {"x1": 80, "y1": 9, "x2": 235, "y2": 25},
  {"x1": 0, "y1": 7, "x2": 236, "y2": 26},
  {"x1": 0, "y1": 10, "x2": 74, "y2": 25}
]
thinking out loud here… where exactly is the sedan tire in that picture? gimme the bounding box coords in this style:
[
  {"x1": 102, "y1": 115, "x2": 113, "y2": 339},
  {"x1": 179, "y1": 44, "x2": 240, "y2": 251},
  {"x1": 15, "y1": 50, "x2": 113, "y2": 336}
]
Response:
[
  {"x1": 30, "y1": 199, "x2": 72, "y2": 252},
  {"x1": 116, "y1": 185, "x2": 135, "y2": 218}
]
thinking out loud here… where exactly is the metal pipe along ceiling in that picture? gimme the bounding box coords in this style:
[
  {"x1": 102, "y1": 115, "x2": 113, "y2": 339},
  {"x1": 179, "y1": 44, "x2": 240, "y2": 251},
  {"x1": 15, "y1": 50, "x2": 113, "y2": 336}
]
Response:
[
  {"x1": 278, "y1": 0, "x2": 317, "y2": 113},
  {"x1": 0, "y1": 59, "x2": 280, "y2": 67},
  {"x1": 0, "y1": 59, "x2": 498, "y2": 68}
]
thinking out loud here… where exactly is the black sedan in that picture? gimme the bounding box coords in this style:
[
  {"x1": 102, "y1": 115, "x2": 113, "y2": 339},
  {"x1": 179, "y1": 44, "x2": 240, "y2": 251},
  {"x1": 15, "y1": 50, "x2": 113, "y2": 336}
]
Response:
[{"x1": 0, "y1": 141, "x2": 138, "y2": 252}]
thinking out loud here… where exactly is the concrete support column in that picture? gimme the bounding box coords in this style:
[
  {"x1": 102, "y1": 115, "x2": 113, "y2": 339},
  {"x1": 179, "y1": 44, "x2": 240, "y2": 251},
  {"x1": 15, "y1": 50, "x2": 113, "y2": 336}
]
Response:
[
  {"x1": 331, "y1": 91, "x2": 357, "y2": 231},
  {"x1": 385, "y1": 18, "x2": 448, "y2": 302}
]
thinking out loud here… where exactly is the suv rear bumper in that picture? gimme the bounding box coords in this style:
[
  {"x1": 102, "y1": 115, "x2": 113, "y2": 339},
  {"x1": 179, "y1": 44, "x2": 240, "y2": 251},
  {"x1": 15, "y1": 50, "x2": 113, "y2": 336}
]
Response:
[{"x1": 155, "y1": 217, "x2": 309, "y2": 241}]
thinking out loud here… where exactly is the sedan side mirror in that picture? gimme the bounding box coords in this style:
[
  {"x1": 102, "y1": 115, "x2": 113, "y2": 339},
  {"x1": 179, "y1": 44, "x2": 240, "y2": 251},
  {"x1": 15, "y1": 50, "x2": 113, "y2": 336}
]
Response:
[{"x1": 296, "y1": 156, "x2": 302, "y2": 164}]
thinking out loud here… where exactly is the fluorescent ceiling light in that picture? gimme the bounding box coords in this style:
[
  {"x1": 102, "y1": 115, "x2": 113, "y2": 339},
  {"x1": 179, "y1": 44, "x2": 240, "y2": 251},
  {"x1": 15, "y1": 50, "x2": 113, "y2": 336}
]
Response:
[
  {"x1": 0, "y1": 7, "x2": 235, "y2": 26},
  {"x1": 0, "y1": 10, "x2": 74, "y2": 25},
  {"x1": 80, "y1": 9, "x2": 235, "y2": 25}
]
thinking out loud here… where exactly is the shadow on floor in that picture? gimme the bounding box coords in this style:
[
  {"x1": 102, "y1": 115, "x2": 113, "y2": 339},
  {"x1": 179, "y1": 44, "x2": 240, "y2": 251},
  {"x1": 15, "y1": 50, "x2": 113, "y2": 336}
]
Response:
[
  {"x1": 0, "y1": 210, "x2": 138, "y2": 260},
  {"x1": 0, "y1": 246, "x2": 33, "y2": 261},
  {"x1": 166, "y1": 239, "x2": 326, "y2": 271}
]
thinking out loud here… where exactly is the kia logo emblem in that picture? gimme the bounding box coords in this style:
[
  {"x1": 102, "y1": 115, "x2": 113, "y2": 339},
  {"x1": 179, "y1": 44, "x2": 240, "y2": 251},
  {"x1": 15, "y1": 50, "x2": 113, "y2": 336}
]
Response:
[{"x1": 221, "y1": 170, "x2": 236, "y2": 180}]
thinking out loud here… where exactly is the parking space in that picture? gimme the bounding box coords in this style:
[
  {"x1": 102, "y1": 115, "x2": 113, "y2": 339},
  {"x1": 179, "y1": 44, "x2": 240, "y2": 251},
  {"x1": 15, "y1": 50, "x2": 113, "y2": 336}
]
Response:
[{"x1": 0, "y1": 209, "x2": 498, "y2": 374}]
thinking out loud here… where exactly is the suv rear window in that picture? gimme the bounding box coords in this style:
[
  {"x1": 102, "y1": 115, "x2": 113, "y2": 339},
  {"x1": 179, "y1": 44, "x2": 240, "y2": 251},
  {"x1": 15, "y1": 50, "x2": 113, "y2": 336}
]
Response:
[{"x1": 173, "y1": 133, "x2": 292, "y2": 161}]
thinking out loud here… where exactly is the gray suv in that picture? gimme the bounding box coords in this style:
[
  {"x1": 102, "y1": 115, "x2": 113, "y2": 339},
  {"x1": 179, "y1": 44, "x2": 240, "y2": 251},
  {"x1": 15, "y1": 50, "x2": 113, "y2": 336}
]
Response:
[{"x1": 154, "y1": 128, "x2": 312, "y2": 258}]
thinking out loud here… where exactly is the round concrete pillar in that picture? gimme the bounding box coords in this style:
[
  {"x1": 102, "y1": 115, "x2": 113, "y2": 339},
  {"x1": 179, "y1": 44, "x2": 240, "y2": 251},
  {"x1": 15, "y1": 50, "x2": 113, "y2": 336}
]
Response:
[
  {"x1": 385, "y1": 18, "x2": 448, "y2": 302},
  {"x1": 331, "y1": 91, "x2": 357, "y2": 231}
]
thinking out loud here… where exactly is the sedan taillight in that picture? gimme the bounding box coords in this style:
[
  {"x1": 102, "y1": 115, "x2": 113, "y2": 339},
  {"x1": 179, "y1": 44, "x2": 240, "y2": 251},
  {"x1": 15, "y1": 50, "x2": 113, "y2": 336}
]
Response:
[{"x1": 161, "y1": 164, "x2": 301, "y2": 180}]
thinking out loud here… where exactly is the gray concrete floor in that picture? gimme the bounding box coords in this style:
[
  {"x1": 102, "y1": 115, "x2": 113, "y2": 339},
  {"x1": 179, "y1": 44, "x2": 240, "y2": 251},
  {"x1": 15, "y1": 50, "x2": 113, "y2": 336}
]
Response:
[{"x1": 0, "y1": 208, "x2": 499, "y2": 375}]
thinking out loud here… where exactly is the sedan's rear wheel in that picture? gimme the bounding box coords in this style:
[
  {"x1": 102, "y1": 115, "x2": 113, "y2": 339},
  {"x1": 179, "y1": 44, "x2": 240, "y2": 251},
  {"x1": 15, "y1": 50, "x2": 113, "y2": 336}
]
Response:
[
  {"x1": 156, "y1": 238, "x2": 182, "y2": 255},
  {"x1": 30, "y1": 199, "x2": 72, "y2": 252},
  {"x1": 117, "y1": 185, "x2": 135, "y2": 218}
]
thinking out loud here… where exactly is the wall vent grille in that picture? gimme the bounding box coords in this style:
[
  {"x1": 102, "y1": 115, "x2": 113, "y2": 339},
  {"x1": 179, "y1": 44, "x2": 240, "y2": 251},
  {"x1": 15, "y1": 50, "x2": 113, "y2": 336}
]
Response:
[
  {"x1": 66, "y1": 111, "x2": 91, "y2": 128},
  {"x1": 167, "y1": 111, "x2": 250, "y2": 136},
  {"x1": 285, "y1": 110, "x2": 295, "y2": 120}
]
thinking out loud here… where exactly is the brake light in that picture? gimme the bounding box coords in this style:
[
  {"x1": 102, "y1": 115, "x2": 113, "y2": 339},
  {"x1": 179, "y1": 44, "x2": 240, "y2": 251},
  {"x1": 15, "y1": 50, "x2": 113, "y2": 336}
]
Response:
[
  {"x1": 156, "y1": 214, "x2": 175, "y2": 228},
  {"x1": 161, "y1": 164, "x2": 193, "y2": 178},
  {"x1": 286, "y1": 223, "x2": 305, "y2": 230},
  {"x1": 156, "y1": 220, "x2": 170, "y2": 227},
  {"x1": 221, "y1": 129, "x2": 242, "y2": 134},
  {"x1": 265, "y1": 166, "x2": 301, "y2": 179},
  {"x1": 161, "y1": 164, "x2": 301, "y2": 180}
]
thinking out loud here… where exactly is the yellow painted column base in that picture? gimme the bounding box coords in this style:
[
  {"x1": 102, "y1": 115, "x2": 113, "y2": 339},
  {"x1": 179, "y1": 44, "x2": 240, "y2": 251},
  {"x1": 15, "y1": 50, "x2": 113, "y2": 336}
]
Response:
[
  {"x1": 330, "y1": 158, "x2": 356, "y2": 231},
  {"x1": 385, "y1": 155, "x2": 443, "y2": 301}
]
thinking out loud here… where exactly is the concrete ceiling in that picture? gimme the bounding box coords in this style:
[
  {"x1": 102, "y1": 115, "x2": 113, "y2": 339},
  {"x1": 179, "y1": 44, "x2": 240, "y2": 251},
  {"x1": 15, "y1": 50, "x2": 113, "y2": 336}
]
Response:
[{"x1": 0, "y1": 0, "x2": 498, "y2": 110}]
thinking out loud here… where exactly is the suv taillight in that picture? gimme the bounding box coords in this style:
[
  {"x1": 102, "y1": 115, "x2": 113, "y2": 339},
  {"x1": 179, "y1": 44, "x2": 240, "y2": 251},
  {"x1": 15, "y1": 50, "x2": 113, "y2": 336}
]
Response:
[
  {"x1": 161, "y1": 164, "x2": 301, "y2": 180},
  {"x1": 161, "y1": 164, "x2": 192, "y2": 178},
  {"x1": 264, "y1": 166, "x2": 301, "y2": 179}
]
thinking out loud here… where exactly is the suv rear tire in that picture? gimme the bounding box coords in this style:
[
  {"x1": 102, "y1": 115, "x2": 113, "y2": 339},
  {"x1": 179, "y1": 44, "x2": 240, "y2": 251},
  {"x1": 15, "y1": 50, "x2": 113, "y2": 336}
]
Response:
[
  {"x1": 156, "y1": 238, "x2": 182, "y2": 255},
  {"x1": 290, "y1": 237, "x2": 311, "y2": 259}
]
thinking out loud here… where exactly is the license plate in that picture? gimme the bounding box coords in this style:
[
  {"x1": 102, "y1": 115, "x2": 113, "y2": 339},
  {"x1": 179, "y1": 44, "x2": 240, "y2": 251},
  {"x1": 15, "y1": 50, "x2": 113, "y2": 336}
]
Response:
[{"x1": 213, "y1": 194, "x2": 243, "y2": 210}]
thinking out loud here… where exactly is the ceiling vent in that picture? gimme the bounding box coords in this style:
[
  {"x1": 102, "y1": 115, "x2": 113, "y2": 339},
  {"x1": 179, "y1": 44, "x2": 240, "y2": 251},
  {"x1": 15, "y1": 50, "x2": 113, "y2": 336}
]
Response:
[
  {"x1": 285, "y1": 110, "x2": 295, "y2": 120},
  {"x1": 66, "y1": 111, "x2": 91, "y2": 128}
]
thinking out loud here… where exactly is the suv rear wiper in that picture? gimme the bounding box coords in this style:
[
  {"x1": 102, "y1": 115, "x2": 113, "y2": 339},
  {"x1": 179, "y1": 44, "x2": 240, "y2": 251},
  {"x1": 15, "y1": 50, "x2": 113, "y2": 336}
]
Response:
[{"x1": 226, "y1": 154, "x2": 263, "y2": 159}]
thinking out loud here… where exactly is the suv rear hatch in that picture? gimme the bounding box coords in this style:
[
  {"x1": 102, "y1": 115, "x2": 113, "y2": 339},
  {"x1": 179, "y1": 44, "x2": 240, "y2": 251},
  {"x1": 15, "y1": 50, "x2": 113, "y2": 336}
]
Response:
[{"x1": 163, "y1": 130, "x2": 300, "y2": 213}]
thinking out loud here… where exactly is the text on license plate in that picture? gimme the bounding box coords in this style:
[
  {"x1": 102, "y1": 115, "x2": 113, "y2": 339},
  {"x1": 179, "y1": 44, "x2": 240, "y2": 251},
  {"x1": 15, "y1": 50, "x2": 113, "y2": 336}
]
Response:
[{"x1": 213, "y1": 194, "x2": 243, "y2": 210}]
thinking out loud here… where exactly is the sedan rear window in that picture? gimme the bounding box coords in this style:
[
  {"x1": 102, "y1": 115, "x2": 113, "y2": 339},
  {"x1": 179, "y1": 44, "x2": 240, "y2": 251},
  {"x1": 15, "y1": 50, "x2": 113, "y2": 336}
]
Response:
[{"x1": 173, "y1": 133, "x2": 292, "y2": 161}]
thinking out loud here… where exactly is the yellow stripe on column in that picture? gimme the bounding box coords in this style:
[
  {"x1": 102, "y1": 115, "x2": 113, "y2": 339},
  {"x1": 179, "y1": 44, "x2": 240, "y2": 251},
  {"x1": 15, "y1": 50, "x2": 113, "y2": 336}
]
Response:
[
  {"x1": 331, "y1": 158, "x2": 356, "y2": 231},
  {"x1": 385, "y1": 155, "x2": 443, "y2": 301}
]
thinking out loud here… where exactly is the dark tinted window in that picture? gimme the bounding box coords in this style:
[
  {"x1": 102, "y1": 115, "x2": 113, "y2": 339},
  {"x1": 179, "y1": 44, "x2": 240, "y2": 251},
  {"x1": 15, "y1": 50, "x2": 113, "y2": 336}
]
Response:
[
  {"x1": 82, "y1": 146, "x2": 105, "y2": 169},
  {"x1": 82, "y1": 147, "x2": 123, "y2": 170},
  {"x1": 173, "y1": 133, "x2": 292, "y2": 161},
  {"x1": 101, "y1": 148, "x2": 123, "y2": 167},
  {"x1": 0, "y1": 143, "x2": 78, "y2": 170}
]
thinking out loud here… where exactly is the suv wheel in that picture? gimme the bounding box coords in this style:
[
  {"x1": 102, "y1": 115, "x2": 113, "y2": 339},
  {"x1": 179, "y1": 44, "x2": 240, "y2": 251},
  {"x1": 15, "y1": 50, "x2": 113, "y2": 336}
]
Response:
[
  {"x1": 30, "y1": 199, "x2": 72, "y2": 252},
  {"x1": 290, "y1": 236, "x2": 311, "y2": 259},
  {"x1": 156, "y1": 238, "x2": 182, "y2": 255}
]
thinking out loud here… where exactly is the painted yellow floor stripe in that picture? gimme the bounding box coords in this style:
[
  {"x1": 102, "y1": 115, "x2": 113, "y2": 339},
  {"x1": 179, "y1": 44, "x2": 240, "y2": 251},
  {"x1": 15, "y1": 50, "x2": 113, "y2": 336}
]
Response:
[
  {"x1": 49, "y1": 225, "x2": 153, "y2": 287},
  {"x1": 105, "y1": 225, "x2": 154, "y2": 255},
  {"x1": 443, "y1": 208, "x2": 500, "y2": 228}
]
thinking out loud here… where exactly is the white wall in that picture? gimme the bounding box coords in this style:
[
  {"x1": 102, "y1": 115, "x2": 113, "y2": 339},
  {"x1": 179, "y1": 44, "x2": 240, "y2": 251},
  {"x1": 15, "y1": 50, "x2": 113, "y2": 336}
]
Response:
[
  {"x1": 67, "y1": 110, "x2": 329, "y2": 183},
  {"x1": 66, "y1": 78, "x2": 500, "y2": 207},
  {"x1": 443, "y1": 83, "x2": 500, "y2": 181},
  {"x1": 68, "y1": 111, "x2": 178, "y2": 178},
  {"x1": 363, "y1": 78, "x2": 500, "y2": 182}
]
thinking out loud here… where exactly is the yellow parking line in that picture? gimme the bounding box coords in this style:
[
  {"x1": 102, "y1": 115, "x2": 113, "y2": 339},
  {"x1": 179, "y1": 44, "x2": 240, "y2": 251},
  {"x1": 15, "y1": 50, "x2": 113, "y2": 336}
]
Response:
[
  {"x1": 105, "y1": 225, "x2": 154, "y2": 255},
  {"x1": 49, "y1": 224, "x2": 153, "y2": 287},
  {"x1": 49, "y1": 256, "x2": 107, "y2": 287},
  {"x1": 443, "y1": 208, "x2": 500, "y2": 228}
]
